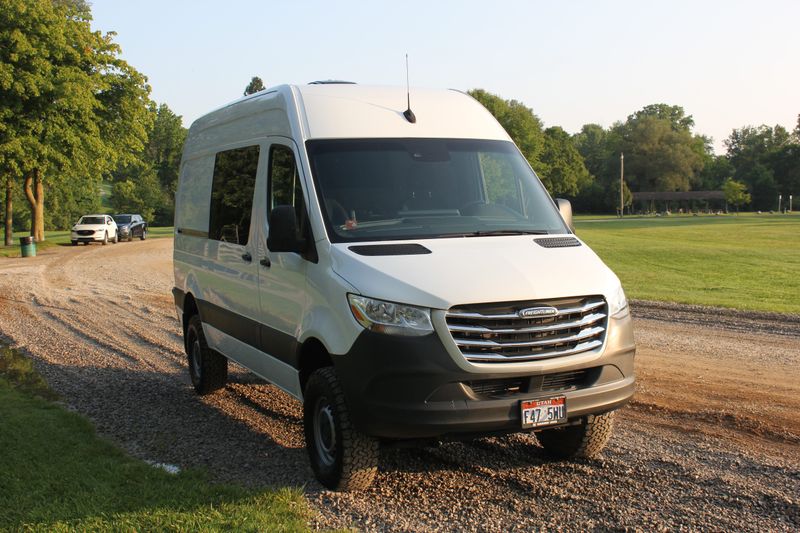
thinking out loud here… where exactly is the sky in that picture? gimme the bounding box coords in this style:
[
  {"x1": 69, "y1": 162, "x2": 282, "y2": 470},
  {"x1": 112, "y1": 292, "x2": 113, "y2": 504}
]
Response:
[{"x1": 89, "y1": 0, "x2": 800, "y2": 154}]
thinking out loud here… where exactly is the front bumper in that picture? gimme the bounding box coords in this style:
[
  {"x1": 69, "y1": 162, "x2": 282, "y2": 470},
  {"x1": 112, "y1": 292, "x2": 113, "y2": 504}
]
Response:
[
  {"x1": 71, "y1": 232, "x2": 106, "y2": 242},
  {"x1": 332, "y1": 314, "x2": 636, "y2": 440}
]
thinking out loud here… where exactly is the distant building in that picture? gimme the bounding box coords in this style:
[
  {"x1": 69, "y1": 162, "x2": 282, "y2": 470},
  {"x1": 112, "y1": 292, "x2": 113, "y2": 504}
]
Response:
[{"x1": 632, "y1": 190, "x2": 726, "y2": 213}]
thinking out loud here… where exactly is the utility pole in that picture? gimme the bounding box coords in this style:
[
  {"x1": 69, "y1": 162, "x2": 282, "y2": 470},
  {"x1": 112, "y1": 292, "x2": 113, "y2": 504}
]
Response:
[
  {"x1": 778, "y1": 194, "x2": 782, "y2": 213},
  {"x1": 790, "y1": 195, "x2": 793, "y2": 212},
  {"x1": 620, "y1": 152, "x2": 625, "y2": 217}
]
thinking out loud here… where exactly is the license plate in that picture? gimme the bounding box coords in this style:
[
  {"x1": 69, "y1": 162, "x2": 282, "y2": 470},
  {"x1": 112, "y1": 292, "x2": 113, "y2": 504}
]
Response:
[{"x1": 521, "y1": 396, "x2": 566, "y2": 428}]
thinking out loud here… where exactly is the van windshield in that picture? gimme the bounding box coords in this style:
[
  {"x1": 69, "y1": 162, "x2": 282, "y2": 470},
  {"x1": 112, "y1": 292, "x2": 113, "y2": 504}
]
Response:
[{"x1": 306, "y1": 139, "x2": 568, "y2": 243}]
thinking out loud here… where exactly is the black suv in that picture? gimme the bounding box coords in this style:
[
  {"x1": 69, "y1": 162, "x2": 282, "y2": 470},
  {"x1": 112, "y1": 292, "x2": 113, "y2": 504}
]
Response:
[{"x1": 112, "y1": 214, "x2": 147, "y2": 242}]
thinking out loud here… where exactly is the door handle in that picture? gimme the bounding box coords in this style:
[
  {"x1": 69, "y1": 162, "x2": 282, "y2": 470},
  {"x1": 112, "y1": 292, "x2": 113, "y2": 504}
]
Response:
[
  {"x1": 241, "y1": 252, "x2": 252, "y2": 262},
  {"x1": 260, "y1": 257, "x2": 271, "y2": 268}
]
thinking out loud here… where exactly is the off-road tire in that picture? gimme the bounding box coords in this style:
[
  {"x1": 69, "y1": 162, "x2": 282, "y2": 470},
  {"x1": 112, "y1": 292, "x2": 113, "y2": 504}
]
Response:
[
  {"x1": 304, "y1": 367, "x2": 378, "y2": 491},
  {"x1": 102, "y1": 232, "x2": 108, "y2": 245},
  {"x1": 536, "y1": 411, "x2": 615, "y2": 459},
  {"x1": 185, "y1": 315, "x2": 228, "y2": 395}
]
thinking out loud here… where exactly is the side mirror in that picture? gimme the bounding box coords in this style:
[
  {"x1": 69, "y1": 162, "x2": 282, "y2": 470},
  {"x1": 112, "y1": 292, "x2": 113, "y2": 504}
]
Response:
[
  {"x1": 267, "y1": 205, "x2": 305, "y2": 253},
  {"x1": 555, "y1": 198, "x2": 574, "y2": 232}
]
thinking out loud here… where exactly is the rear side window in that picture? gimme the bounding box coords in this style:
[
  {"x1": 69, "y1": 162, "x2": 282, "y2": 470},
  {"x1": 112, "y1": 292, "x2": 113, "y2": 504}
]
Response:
[{"x1": 209, "y1": 145, "x2": 260, "y2": 245}]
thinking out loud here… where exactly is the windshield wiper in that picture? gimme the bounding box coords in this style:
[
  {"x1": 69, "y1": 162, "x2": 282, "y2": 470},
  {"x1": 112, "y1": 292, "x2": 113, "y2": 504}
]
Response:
[{"x1": 439, "y1": 229, "x2": 550, "y2": 238}]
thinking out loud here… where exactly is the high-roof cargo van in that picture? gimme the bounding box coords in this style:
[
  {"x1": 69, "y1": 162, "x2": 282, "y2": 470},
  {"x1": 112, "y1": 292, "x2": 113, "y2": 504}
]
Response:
[{"x1": 173, "y1": 83, "x2": 635, "y2": 491}]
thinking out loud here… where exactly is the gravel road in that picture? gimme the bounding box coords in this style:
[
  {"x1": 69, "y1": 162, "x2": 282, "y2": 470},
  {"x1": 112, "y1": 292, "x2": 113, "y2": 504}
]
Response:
[{"x1": 1, "y1": 239, "x2": 798, "y2": 531}]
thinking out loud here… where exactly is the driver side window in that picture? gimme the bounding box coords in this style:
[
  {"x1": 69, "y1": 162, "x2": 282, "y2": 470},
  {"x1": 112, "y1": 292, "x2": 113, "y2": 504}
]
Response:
[
  {"x1": 479, "y1": 153, "x2": 524, "y2": 215},
  {"x1": 268, "y1": 144, "x2": 307, "y2": 240}
]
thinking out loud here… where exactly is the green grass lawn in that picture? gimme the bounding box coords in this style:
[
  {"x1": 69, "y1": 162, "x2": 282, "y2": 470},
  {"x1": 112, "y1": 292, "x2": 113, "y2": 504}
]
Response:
[
  {"x1": 0, "y1": 227, "x2": 174, "y2": 257},
  {"x1": 0, "y1": 344, "x2": 309, "y2": 532},
  {"x1": 576, "y1": 213, "x2": 800, "y2": 314}
]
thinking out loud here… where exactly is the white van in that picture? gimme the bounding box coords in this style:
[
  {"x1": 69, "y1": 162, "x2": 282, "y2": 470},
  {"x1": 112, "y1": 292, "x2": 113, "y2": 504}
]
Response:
[{"x1": 173, "y1": 83, "x2": 635, "y2": 491}]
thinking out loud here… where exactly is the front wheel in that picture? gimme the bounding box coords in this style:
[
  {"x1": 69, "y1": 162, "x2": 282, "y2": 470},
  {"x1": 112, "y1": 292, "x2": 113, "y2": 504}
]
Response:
[
  {"x1": 101, "y1": 232, "x2": 108, "y2": 245},
  {"x1": 71, "y1": 240, "x2": 77, "y2": 246},
  {"x1": 140, "y1": 228, "x2": 147, "y2": 241},
  {"x1": 185, "y1": 315, "x2": 228, "y2": 395},
  {"x1": 112, "y1": 232, "x2": 118, "y2": 244},
  {"x1": 304, "y1": 367, "x2": 378, "y2": 491},
  {"x1": 536, "y1": 411, "x2": 615, "y2": 460}
]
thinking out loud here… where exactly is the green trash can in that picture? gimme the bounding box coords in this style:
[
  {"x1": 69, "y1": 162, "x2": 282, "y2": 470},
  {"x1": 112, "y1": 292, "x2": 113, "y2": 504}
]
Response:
[{"x1": 20, "y1": 236, "x2": 36, "y2": 257}]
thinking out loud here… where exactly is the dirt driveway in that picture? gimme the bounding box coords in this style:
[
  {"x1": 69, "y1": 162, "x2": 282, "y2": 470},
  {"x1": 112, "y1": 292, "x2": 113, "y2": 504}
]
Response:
[{"x1": 1, "y1": 239, "x2": 798, "y2": 531}]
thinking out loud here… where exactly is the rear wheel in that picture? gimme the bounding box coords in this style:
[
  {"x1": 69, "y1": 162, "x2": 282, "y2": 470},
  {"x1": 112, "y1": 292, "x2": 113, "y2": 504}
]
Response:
[
  {"x1": 185, "y1": 315, "x2": 228, "y2": 395},
  {"x1": 304, "y1": 367, "x2": 378, "y2": 491},
  {"x1": 536, "y1": 412, "x2": 615, "y2": 459}
]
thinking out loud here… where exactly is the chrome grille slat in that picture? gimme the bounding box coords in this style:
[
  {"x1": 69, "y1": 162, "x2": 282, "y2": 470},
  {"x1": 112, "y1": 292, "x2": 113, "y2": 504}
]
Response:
[
  {"x1": 454, "y1": 326, "x2": 605, "y2": 349},
  {"x1": 445, "y1": 299, "x2": 605, "y2": 320},
  {"x1": 461, "y1": 340, "x2": 603, "y2": 363},
  {"x1": 447, "y1": 312, "x2": 606, "y2": 334},
  {"x1": 445, "y1": 296, "x2": 608, "y2": 364}
]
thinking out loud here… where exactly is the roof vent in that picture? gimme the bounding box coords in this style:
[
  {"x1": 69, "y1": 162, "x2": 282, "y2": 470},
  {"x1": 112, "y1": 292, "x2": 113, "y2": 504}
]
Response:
[{"x1": 308, "y1": 80, "x2": 356, "y2": 85}]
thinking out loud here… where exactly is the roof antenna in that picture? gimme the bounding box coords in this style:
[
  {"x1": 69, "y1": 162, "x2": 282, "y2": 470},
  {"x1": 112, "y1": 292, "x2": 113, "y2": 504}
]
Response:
[{"x1": 403, "y1": 54, "x2": 416, "y2": 123}]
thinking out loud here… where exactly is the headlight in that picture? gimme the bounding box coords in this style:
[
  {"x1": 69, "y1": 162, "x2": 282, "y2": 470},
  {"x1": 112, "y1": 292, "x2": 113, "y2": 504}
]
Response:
[
  {"x1": 347, "y1": 294, "x2": 433, "y2": 336},
  {"x1": 608, "y1": 284, "x2": 629, "y2": 318}
]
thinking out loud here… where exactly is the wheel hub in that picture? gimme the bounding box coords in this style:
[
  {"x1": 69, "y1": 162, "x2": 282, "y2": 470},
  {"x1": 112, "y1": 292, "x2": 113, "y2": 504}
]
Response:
[
  {"x1": 190, "y1": 340, "x2": 202, "y2": 381},
  {"x1": 313, "y1": 398, "x2": 336, "y2": 466}
]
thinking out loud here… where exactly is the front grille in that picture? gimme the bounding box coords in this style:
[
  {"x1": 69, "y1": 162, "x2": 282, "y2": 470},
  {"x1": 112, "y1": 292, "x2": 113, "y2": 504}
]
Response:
[
  {"x1": 540, "y1": 369, "x2": 589, "y2": 392},
  {"x1": 468, "y1": 378, "x2": 527, "y2": 397},
  {"x1": 77, "y1": 230, "x2": 94, "y2": 236},
  {"x1": 466, "y1": 368, "x2": 596, "y2": 398},
  {"x1": 445, "y1": 296, "x2": 607, "y2": 363}
]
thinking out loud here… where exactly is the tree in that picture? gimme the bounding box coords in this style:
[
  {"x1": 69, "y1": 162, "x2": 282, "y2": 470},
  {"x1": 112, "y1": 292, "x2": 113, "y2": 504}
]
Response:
[
  {"x1": 244, "y1": 76, "x2": 265, "y2": 95},
  {"x1": 724, "y1": 125, "x2": 795, "y2": 210},
  {"x1": 0, "y1": 0, "x2": 151, "y2": 242},
  {"x1": 722, "y1": 179, "x2": 751, "y2": 213},
  {"x1": 110, "y1": 170, "x2": 162, "y2": 223},
  {"x1": 109, "y1": 102, "x2": 186, "y2": 225},
  {"x1": 614, "y1": 107, "x2": 707, "y2": 194},
  {"x1": 538, "y1": 126, "x2": 591, "y2": 196},
  {"x1": 629, "y1": 104, "x2": 695, "y2": 131}
]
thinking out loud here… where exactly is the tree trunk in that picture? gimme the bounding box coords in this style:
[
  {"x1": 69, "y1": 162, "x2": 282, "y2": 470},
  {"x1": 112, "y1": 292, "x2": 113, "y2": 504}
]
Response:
[
  {"x1": 24, "y1": 169, "x2": 45, "y2": 242},
  {"x1": 4, "y1": 177, "x2": 12, "y2": 246}
]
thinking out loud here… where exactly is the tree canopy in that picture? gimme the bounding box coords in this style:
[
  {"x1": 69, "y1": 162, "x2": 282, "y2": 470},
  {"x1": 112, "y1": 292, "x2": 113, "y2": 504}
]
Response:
[
  {"x1": 1, "y1": 0, "x2": 151, "y2": 240},
  {"x1": 244, "y1": 76, "x2": 265, "y2": 95},
  {"x1": 724, "y1": 124, "x2": 798, "y2": 210}
]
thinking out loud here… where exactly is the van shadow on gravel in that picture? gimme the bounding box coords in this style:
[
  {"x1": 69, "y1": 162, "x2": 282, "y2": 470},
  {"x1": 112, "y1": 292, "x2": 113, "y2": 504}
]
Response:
[{"x1": 18, "y1": 355, "x2": 312, "y2": 490}]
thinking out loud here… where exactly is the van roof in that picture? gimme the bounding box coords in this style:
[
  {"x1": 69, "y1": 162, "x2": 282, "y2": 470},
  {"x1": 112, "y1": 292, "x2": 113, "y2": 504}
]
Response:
[{"x1": 188, "y1": 84, "x2": 511, "y2": 143}]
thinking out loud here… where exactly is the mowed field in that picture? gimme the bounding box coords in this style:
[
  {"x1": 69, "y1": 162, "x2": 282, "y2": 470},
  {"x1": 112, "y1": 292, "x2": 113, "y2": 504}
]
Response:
[{"x1": 576, "y1": 214, "x2": 800, "y2": 314}]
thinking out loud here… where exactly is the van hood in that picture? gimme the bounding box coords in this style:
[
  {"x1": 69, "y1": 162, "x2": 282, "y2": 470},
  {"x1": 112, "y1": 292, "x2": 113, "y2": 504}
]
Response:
[{"x1": 329, "y1": 236, "x2": 621, "y2": 310}]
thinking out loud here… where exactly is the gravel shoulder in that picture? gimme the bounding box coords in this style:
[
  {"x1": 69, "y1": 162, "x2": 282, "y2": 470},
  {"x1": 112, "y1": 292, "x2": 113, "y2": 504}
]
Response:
[{"x1": 0, "y1": 240, "x2": 798, "y2": 531}]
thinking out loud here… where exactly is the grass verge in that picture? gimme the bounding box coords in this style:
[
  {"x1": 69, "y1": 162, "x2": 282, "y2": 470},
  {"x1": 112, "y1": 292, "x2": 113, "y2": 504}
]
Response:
[
  {"x1": 576, "y1": 213, "x2": 800, "y2": 314},
  {"x1": 0, "y1": 343, "x2": 309, "y2": 531}
]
